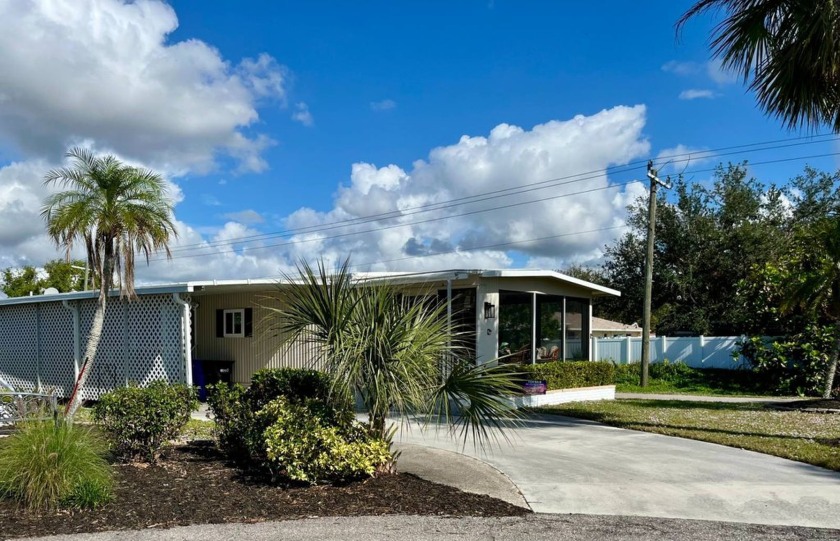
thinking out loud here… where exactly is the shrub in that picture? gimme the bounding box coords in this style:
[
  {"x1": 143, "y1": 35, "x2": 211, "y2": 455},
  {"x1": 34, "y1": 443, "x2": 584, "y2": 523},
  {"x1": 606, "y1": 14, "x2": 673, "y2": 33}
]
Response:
[
  {"x1": 207, "y1": 368, "x2": 362, "y2": 477},
  {"x1": 205, "y1": 382, "x2": 260, "y2": 464},
  {"x1": 93, "y1": 381, "x2": 198, "y2": 462},
  {"x1": 260, "y1": 397, "x2": 390, "y2": 484},
  {"x1": 613, "y1": 360, "x2": 697, "y2": 385},
  {"x1": 0, "y1": 420, "x2": 113, "y2": 510},
  {"x1": 249, "y1": 368, "x2": 347, "y2": 410},
  {"x1": 521, "y1": 361, "x2": 615, "y2": 391},
  {"x1": 737, "y1": 326, "x2": 837, "y2": 396}
]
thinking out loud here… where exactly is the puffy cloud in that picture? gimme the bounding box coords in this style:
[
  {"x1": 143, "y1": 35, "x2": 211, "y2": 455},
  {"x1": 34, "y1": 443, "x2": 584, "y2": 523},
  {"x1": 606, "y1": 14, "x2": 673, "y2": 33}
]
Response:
[
  {"x1": 264, "y1": 105, "x2": 651, "y2": 273},
  {"x1": 679, "y1": 89, "x2": 717, "y2": 100},
  {"x1": 370, "y1": 99, "x2": 397, "y2": 112},
  {"x1": 1, "y1": 104, "x2": 658, "y2": 283},
  {"x1": 0, "y1": 0, "x2": 286, "y2": 173}
]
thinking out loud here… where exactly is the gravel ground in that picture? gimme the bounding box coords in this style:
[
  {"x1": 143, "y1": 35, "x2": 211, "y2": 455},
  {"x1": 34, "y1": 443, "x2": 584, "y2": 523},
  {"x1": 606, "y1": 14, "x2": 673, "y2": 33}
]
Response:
[{"x1": 20, "y1": 514, "x2": 840, "y2": 541}]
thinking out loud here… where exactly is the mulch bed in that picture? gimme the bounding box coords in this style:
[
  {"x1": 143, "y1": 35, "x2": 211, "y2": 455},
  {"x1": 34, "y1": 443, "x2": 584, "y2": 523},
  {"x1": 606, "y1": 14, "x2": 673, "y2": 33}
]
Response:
[{"x1": 0, "y1": 442, "x2": 528, "y2": 539}]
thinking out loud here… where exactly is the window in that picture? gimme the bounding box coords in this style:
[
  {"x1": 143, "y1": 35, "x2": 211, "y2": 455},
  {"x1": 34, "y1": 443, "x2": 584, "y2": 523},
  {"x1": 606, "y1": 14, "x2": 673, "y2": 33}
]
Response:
[
  {"x1": 215, "y1": 307, "x2": 253, "y2": 338},
  {"x1": 223, "y1": 309, "x2": 245, "y2": 338}
]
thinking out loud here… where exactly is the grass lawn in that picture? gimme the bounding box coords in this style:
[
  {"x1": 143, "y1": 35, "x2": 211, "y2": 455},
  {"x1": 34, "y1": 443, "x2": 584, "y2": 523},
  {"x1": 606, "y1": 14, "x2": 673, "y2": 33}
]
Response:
[
  {"x1": 613, "y1": 366, "x2": 775, "y2": 397},
  {"x1": 535, "y1": 399, "x2": 840, "y2": 472}
]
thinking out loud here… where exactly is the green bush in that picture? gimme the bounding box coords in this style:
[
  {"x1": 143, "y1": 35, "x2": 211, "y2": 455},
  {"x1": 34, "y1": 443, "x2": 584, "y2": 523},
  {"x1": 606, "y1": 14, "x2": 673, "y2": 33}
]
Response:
[
  {"x1": 206, "y1": 381, "x2": 260, "y2": 464},
  {"x1": 521, "y1": 361, "x2": 615, "y2": 391},
  {"x1": 0, "y1": 420, "x2": 113, "y2": 510},
  {"x1": 249, "y1": 368, "x2": 347, "y2": 410},
  {"x1": 738, "y1": 326, "x2": 838, "y2": 396},
  {"x1": 207, "y1": 368, "x2": 366, "y2": 479},
  {"x1": 93, "y1": 381, "x2": 198, "y2": 462},
  {"x1": 260, "y1": 397, "x2": 390, "y2": 484},
  {"x1": 613, "y1": 360, "x2": 696, "y2": 385}
]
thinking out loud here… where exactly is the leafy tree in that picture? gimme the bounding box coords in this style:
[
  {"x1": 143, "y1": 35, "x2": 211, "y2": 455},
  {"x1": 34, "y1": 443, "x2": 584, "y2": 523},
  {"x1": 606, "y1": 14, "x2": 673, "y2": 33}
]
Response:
[
  {"x1": 1, "y1": 266, "x2": 41, "y2": 297},
  {"x1": 42, "y1": 260, "x2": 87, "y2": 293},
  {"x1": 41, "y1": 148, "x2": 177, "y2": 418},
  {"x1": 1, "y1": 260, "x2": 86, "y2": 297},
  {"x1": 781, "y1": 217, "x2": 840, "y2": 397},
  {"x1": 678, "y1": 0, "x2": 840, "y2": 132},
  {"x1": 264, "y1": 259, "x2": 520, "y2": 458},
  {"x1": 601, "y1": 163, "x2": 791, "y2": 335}
]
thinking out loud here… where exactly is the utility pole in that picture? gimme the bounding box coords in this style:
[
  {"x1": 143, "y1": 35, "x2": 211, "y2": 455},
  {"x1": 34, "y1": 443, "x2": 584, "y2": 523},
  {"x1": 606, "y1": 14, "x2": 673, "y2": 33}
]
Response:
[{"x1": 640, "y1": 161, "x2": 670, "y2": 387}]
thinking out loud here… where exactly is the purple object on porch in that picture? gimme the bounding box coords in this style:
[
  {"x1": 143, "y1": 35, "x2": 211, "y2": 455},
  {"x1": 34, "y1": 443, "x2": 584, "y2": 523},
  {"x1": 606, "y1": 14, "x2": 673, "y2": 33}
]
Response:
[{"x1": 523, "y1": 380, "x2": 547, "y2": 395}]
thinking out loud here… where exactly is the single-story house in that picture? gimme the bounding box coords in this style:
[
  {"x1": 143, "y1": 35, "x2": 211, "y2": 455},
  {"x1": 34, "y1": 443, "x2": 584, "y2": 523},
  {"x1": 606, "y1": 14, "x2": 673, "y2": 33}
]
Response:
[
  {"x1": 563, "y1": 313, "x2": 644, "y2": 338},
  {"x1": 0, "y1": 269, "x2": 619, "y2": 400}
]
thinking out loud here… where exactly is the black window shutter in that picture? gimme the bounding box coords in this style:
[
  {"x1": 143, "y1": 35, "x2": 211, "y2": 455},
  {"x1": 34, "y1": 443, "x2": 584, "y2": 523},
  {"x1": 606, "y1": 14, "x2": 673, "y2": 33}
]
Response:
[
  {"x1": 216, "y1": 309, "x2": 224, "y2": 338},
  {"x1": 244, "y1": 308, "x2": 253, "y2": 337}
]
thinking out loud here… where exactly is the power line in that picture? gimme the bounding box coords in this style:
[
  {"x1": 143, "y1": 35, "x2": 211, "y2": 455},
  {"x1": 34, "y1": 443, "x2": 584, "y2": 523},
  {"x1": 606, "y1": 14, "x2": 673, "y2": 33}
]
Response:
[
  {"x1": 149, "y1": 149, "x2": 840, "y2": 264},
  {"x1": 165, "y1": 132, "x2": 840, "y2": 254},
  {"x1": 148, "y1": 180, "x2": 642, "y2": 262}
]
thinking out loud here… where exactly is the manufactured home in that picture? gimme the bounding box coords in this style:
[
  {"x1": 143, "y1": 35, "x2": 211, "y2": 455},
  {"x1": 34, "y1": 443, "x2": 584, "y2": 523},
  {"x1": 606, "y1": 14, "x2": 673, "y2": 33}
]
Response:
[{"x1": 0, "y1": 269, "x2": 619, "y2": 400}]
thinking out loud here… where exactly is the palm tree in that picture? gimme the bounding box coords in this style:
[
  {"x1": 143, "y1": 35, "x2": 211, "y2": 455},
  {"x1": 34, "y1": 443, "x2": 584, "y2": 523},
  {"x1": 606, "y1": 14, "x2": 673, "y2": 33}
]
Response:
[
  {"x1": 783, "y1": 217, "x2": 840, "y2": 398},
  {"x1": 678, "y1": 0, "x2": 840, "y2": 132},
  {"x1": 264, "y1": 259, "x2": 520, "y2": 455},
  {"x1": 41, "y1": 147, "x2": 177, "y2": 417}
]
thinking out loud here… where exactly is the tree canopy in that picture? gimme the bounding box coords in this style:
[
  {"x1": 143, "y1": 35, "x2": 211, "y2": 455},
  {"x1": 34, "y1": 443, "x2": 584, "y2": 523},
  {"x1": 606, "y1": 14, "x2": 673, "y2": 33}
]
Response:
[{"x1": 1, "y1": 259, "x2": 87, "y2": 297}]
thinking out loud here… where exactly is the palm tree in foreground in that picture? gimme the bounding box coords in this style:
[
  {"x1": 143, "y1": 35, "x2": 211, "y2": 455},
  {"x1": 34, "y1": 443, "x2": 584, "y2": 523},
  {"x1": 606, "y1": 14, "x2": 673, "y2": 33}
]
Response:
[
  {"x1": 264, "y1": 259, "x2": 520, "y2": 455},
  {"x1": 42, "y1": 147, "x2": 177, "y2": 417},
  {"x1": 678, "y1": 0, "x2": 840, "y2": 132}
]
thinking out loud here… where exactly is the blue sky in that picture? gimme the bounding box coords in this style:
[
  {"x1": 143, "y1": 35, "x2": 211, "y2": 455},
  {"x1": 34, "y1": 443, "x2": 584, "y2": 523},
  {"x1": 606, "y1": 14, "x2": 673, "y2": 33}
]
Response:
[{"x1": 0, "y1": 0, "x2": 836, "y2": 282}]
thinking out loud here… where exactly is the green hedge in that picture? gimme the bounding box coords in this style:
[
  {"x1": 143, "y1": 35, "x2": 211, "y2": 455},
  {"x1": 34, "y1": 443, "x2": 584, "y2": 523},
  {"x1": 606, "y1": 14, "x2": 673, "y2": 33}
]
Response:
[{"x1": 521, "y1": 361, "x2": 615, "y2": 391}]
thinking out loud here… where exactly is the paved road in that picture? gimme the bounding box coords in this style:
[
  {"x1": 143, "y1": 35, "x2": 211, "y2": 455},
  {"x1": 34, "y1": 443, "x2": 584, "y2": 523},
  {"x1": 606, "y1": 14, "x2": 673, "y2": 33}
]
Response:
[
  {"x1": 394, "y1": 414, "x2": 840, "y2": 529},
  {"x1": 22, "y1": 515, "x2": 840, "y2": 541}
]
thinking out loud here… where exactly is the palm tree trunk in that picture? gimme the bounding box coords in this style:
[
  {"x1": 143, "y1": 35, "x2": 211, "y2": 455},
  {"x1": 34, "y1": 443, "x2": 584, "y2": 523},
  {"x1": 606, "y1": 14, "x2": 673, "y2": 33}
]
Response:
[
  {"x1": 65, "y1": 296, "x2": 106, "y2": 418},
  {"x1": 823, "y1": 320, "x2": 840, "y2": 399},
  {"x1": 65, "y1": 244, "x2": 112, "y2": 418}
]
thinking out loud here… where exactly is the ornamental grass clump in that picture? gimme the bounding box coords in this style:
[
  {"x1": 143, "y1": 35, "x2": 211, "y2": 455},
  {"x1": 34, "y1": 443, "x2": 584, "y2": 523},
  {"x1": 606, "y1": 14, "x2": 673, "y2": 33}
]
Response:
[{"x1": 0, "y1": 419, "x2": 113, "y2": 510}]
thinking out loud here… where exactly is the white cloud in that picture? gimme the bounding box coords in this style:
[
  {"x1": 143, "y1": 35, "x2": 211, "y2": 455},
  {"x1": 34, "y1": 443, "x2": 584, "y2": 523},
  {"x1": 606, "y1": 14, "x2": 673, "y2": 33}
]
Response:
[
  {"x1": 292, "y1": 102, "x2": 314, "y2": 127},
  {"x1": 2, "y1": 106, "x2": 657, "y2": 283},
  {"x1": 655, "y1": 144, "x2": 713, "y2": 176},
  {"x1": 706, "y1": 58, "x2": 738, "y2": 85},
  {"x1": 370, "y1": 99, "x2": 397, "y2": 112},
  {"x1": 201, "y1": 194, "x2": 222, "y2": 206},
  {"x1": 222, "y1": 210, "x2": 265, "y2": 225},
  {"x1": 0, "y1": 0, "x2": 286, "y2": 174},
  {"x1": 679, "y1": 89, "x2": 717, "y2": 100},
  {"x1": 662, "y1": 60, "x2": 701, "y2": 76}
]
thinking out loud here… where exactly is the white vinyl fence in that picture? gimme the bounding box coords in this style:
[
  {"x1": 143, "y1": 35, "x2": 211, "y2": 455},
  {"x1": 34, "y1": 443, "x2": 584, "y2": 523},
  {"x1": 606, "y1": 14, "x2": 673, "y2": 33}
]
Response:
[{"x1": 592, "y1": 336, "x2": 749, "y2": 369}]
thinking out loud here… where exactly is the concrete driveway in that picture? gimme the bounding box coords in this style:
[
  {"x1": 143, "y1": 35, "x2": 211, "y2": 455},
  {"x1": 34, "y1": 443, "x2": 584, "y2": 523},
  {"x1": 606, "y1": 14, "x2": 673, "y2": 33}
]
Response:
[{"x1": 394, "y1": 414, "x2": 840, "y2": 529}]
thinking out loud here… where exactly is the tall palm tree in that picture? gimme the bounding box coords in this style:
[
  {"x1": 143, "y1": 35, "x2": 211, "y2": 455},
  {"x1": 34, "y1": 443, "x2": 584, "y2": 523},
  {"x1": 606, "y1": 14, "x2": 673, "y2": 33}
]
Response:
[
  {"x1": 678, "y1": 0, "x2": 840, "y2": 131},
  {"x1": 783, "y1": 217, "x2": 840, "y2": 398},
  {"x1": 41, "y1": 147, "x2": 177, "y2": 417},
  {"x1": 264, "y1": 259, "x2": 520, "y2": 454}
]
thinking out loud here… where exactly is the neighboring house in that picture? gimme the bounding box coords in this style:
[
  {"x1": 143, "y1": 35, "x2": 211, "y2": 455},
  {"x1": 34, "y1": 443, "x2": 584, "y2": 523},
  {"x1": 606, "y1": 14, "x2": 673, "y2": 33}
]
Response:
[
  {"x1": 565, "y1": 314, "x2": 644, "y2": 338},
  {"x1": 0, "y1": 269, "x2": 619, "y2": 400}
]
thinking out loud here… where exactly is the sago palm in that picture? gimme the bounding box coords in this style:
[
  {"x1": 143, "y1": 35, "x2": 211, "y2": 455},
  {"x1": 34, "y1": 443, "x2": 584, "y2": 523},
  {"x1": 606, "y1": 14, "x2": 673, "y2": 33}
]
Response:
[
  {"x1": 41, "y1": 147, "x2": 177, "y2": 417},
  {"x1": 263, "y1": 259, "x2": 520, "y2": 453},
  {"x1": 678, "y1": 0, "x2": 840, "y2": 131}
]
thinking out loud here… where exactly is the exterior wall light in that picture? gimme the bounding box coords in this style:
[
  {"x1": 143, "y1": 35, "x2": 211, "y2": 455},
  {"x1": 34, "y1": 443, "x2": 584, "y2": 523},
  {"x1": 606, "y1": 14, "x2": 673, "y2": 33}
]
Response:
[{"x1": 484, "y1": 302, "x2": 496, "y2": 320}]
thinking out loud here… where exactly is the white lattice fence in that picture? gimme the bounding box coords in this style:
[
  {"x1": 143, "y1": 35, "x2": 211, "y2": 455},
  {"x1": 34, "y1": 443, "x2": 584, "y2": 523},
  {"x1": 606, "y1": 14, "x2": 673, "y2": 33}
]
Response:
[
  {"x1": 38, "y1": 303, "x2": 75, "y2": 396},
  {"x1": 0, "y1": 294, "x2": 188, "y2": 400},
  {"x1": 0, "y1": 304, "x2": 38, "y2": 392}
]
